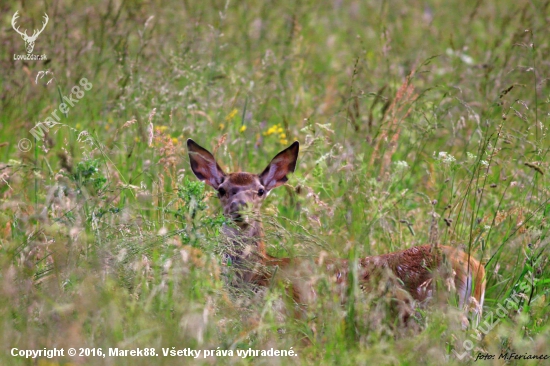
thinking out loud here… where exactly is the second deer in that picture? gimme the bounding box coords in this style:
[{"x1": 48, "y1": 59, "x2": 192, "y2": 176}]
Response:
[{"x1": 187, "y1": 139, "x2": 485, "y2": 323}]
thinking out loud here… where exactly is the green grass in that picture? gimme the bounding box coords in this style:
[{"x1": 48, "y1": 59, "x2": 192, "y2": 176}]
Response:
[{"x1": 0, "y1": 0, "x2": 549, "y2": 365}]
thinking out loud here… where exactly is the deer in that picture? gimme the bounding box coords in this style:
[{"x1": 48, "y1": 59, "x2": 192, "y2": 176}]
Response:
[
  {"x1": 11, "y1": 11, "x2": 49, "y2": 54},
  {"x1": 187, "y1": 138, "x2": 486, "y2": 326}
]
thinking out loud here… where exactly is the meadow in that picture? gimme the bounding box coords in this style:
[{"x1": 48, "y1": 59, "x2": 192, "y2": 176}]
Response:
[{"x1": 0, "y1": 0, "x2": 549, "y2": 364}]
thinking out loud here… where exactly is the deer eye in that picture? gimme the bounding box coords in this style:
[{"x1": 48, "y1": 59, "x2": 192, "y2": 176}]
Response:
[
  {"x1": 218, "y1": 188, "x2": 226, "y2": 197},
  {"x1": 258, "y1": 188, "x2": 265, "y2": 197}
]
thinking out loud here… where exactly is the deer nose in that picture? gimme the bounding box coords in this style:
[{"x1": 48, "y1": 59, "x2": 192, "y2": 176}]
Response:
[{"x1": 230, "y1": 200, "x2": 247, "y2": 213}]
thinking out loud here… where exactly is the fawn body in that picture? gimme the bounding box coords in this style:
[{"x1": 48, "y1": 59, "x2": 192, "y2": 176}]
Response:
[{"x1": 187, "y1": 139, "x2": 485, "y2": 319}]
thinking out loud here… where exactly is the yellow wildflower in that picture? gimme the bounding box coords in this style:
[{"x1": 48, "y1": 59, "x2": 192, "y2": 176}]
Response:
[
  {"x1": 239, "y1": 125, "x2": 247, "y2": 133},
  {"x1": 219, "y1": 123, "x2": 225, "y2": 130},
  {"x1": 172, "y1": 137, "x2": 178, "y2": 144},
  {"x1": 225, "y1": 109, "x2": 239, "y2": 121},
  {"x1": 280, "y1": 139, "x2": 288, "y2": 145},
  {"x1": 264, "y1": 126, "x2": 277, "y2": 136}
]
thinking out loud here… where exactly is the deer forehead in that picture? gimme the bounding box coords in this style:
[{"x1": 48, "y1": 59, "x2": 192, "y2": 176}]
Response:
[
  {"x1": 219, "y1": 173, "x2": 263, "y2": 197},
  {"x1": 225, "y1": 172, "x2": 261, "y2": 186}
]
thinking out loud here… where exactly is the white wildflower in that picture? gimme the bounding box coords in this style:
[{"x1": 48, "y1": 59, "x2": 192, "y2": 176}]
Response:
[
  {"x1": 467, "y1": 152, "x2": 477, "y2": 161},
  {"x1": 394, "y1": 160, "x2": 409, "y2": 173},
  {"x1": 436, "y1": 151, "x2": 456, "y2": 164}
]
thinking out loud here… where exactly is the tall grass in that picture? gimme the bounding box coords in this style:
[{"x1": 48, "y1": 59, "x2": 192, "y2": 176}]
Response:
[{"x1": 0, "y1": 0, "x2": 548, "y2": 364}]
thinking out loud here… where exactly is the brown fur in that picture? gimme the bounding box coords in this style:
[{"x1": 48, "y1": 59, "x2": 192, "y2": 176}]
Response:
[
  {"x1": 187, "y1": 139, "x2": 486, "y2": 323},
  {"x1": 227, "y1": 172, "x2": 257, "y2": 185},
  {"x1": 255, "y1": 245, "x2": 485, "y2": 314}
]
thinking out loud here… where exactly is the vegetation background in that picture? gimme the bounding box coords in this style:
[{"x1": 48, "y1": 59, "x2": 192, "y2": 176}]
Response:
[{"x1": 0, "y1": 0, "x2": 548, "y2": 364}]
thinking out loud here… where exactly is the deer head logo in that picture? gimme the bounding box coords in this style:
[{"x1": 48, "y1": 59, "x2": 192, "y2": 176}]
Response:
[{"x1": 11, "y1": 11, "x2": 49, "y2": 54}]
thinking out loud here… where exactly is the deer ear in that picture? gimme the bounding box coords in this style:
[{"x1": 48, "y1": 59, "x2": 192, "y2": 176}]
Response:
[
  {"x1": 259, "y1": 141, "x2": 299, "y2": 190},
  {"x1": 187, "y1": 139, "x2": 225, "y2": 189}
]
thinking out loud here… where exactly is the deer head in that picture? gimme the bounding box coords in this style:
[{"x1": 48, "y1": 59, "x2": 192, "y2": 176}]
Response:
[
  {"x1": 12, "y1": 11, "x2": 49, "y2": 54},
  {"x1": 187, "y1": 139, "x2": 299, "y2": 230}
]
